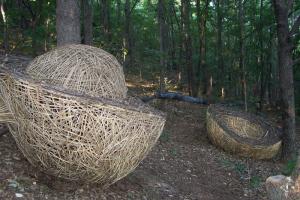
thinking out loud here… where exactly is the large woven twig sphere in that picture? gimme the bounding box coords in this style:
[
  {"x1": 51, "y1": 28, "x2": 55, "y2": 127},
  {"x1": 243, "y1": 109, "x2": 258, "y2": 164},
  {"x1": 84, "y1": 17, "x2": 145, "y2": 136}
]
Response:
[
  {"x1": 0, "y1": 68, "x2": 165, "y2": 185},
  {"x1": 26, "y1": 44, "x2": 127, "y2": 99}
]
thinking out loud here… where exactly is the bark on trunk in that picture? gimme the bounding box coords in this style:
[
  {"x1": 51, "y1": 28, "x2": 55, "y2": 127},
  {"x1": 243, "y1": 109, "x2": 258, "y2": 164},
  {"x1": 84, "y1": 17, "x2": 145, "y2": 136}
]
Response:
[
  {"x1": 83, "y1": 0, "x2": 93, "y2": 45},
  {"x1": 158, "y1": 0, "x2": 169, "y2": 92},
  {"x1": 0, "y1": 3, "x2": 8, "y2": 53},
  {"x1": 216, "y1": 0, "x2": 224, "y2": 92},
  {"x1": 116, "y1": 0, "x2": 121, "y2": 26},
  {"x1": 181, "y1": 0, "x2": 195, "y2": 96},
  {"x1": 259, "y1": 0, "x2": 265, "y2": 111},
  {"x1": 238, "y1": 0, "x2": 247, "y2": 111},
  {"x1": 196, "y1": 0, "x2": 209, "y2": 96},
  {"x1": 273, "y1": 0, "x2": 296, "y2": 160},
  {"x1": 124, "y1": 0, "x2": 133, "y2": 67},
  {"x1": 175, "y1": 4, "x2": 183, "y2": 86},
  {"x1": 168, "y1": 0, "x2": 176, "y2": 70},
  {"x1": 56, "y1": 0, "x2": 81, "y2": 46},
  {"x1": 100, "y1": 0, "x2": 110, "y2": 40},
  {"x1": 32, "y1": 0, "x2": 44, "y2": 55}
]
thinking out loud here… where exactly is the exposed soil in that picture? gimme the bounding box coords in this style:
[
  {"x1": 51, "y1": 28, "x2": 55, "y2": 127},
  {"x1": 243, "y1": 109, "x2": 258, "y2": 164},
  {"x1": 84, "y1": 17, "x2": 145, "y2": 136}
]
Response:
[{"x1": 0, "y1": 58, "x2": 299, "y2": 200}]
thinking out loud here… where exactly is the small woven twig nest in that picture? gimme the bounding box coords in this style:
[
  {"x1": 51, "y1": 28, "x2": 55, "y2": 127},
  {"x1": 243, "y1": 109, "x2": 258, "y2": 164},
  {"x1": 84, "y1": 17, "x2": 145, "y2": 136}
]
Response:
[
  {"x1": 0, "y1": 67, "x2": 165, "y2": 185},
  {"x1": 26, "y1": 44, "x2": 127, "y2": 99},
  {"x1": 206, "y1": 104, "x2": 281, "y2": 159}
]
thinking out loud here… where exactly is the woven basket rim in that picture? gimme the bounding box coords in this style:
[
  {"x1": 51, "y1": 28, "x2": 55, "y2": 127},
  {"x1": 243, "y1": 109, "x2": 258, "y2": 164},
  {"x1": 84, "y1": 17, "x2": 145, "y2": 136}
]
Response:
[
  {"x1": 207, "y1": 104, "x2": 281, "y2": 146},
  {"x1": 0, "y1": 66, "x2": 166, "y2": 119}
]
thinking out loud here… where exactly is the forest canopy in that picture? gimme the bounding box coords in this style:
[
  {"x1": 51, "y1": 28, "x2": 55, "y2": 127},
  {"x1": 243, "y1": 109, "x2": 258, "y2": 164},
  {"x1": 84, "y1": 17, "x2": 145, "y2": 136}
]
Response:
[{"x1": 0, "y1": 0, "x2": 299, "y2": 114}]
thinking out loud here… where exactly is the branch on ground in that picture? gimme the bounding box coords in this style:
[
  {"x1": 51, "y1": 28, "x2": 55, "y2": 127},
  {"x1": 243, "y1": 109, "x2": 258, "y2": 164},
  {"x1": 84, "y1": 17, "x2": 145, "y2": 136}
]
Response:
[{"x1": 140, "y1": 91, "x2": 208, "y2": 105}]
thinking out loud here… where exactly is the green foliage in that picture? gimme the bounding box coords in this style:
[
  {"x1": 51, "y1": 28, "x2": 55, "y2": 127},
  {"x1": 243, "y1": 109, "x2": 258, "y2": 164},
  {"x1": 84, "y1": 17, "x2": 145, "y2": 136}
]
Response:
[
  {"x1": 159, "y1": 131, "x2": 170, "y2": 143},
  {"x1": 234, "y1": 162, "x2": 246, "y2": 175},
  {"x1": 282, "y1": 157, "x2": 298, "y2": 176},
  {"x1": 218, "y1": 158, "x2": 263, "y2": 188},
  {"x1": 219, "y1": 158, "x2": 233, "y2": 168},
  {"x1": 0, "y1": 0, "x2": 299, "y2": 111},
  {"x1": 170, "y1": 148, "x2": 177, "y2": 157},
  {"x1": 218, "y1": 158, "x2": 247, "y2": 175},
  {"x1": 250, "y1": 175, "x2": 262, "y2": 188}
]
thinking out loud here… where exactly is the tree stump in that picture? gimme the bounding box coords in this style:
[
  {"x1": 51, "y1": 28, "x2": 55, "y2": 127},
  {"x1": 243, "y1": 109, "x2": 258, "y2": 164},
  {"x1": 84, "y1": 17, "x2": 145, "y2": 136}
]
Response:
[{"x1": 266, "y1": 175, "x2": 300, "y2": 200}]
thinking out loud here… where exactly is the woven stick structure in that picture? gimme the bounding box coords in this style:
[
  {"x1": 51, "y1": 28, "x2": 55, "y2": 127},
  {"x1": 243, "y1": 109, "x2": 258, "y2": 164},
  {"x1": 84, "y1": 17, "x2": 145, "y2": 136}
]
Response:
[
  {"x1": 206, "y1": 104, "x2": 281, "y2": 159},
  {"x1": 0, "y1": 67, "x2": 165, "y2": 185},
  {"x1": 26, "y1": 44, "x2": 127, "y2": 99},
  {"x1": 0, "y1": 54, "x2": 32, "y2": 117}
]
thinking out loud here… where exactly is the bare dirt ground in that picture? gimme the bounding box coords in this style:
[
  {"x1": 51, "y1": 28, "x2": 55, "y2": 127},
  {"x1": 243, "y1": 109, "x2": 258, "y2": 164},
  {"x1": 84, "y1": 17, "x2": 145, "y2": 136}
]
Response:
[{"x1": 0, "y1": 59, "x2": 299, "y2": 199}]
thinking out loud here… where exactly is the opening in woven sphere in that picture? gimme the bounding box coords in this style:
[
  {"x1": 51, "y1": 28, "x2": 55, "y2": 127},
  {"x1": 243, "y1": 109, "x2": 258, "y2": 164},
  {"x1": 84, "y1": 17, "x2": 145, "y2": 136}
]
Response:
[
  {"x1": 206, "y1": 104, "x2": 282, "y2": 159},
  {"x1": 26, "y1": 44, "x2": 127, "y2": 99}
]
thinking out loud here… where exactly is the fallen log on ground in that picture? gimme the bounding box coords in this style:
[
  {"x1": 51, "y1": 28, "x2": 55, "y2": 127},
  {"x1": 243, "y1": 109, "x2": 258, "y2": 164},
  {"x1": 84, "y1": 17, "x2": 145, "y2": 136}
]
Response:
[{"x1": 140, "y1": 92, "x2": 208, "y2": 105}]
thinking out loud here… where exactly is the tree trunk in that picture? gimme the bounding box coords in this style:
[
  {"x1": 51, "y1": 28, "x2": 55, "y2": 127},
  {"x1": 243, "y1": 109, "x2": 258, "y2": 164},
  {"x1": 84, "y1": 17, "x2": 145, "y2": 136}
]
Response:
[
  {"x1": 83, "y1": 0, "x2": 93, "y2": 45},
  {"x1": 158, "y1": 0, "x2": 169, "y2": 92},
  {"x1": 168, "y1": 0, "x2": 176, "y2": 71},
  {"x1": 259, "y1": 0, "x2": 265, "y2": 111},
  {"x1": 172, "y1": 3, "x2": 183, "y2": 86},
  {"x1": 124, "y1": 0, "x2": 133, "y2": 68},
  {"x1": 0, "y1": 2, "x2": 8, "y2": 53},
  {"x1": 32, "y1": 0, "x2": 44, "y2": 55},
  {"x1": 238, "y1": 0, "x2": 247, "y2": 111},
  {"x1": 273, "y1": 0, "x2": 297, "y2": 160},
  {"x1": 16, "y1": 0, "x2": 27, "y2": 44},
  {"x1": 116, "y1": 0, "x2": 121, "y2": 26},
  {"x1": 44, "y1": 14, "x2": 50, "y2": 51},
  {"x1": 216, "y1": 0, "x2": 224, "y2": 95},
  {"x1": 267, "y1": 30, "x2": 276, "y2": 106},
  {"x1": 196, "y1": 0, "x2": 209, "y2": 96},
  {"x1": 181, "y1": 0, "x2": 195, "y2": 96},
  {"x1": 56, "y1": 0, "x2": 81, "y2": 46},
  {"x1": 100, "y1": 0, "x2": 110, "y2": 41}
]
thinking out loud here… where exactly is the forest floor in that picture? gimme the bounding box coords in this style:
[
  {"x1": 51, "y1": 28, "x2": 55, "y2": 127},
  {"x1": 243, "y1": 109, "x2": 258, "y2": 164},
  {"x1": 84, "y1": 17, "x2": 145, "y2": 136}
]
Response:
[{"x1": 0, "y1": 58, "x2": 299, "y2": 199}]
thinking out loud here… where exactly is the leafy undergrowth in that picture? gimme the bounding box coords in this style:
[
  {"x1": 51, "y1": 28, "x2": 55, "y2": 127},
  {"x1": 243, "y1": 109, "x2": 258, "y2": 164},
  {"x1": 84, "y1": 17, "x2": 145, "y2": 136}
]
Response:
[{"x1": 0, "y1": 76, "x2": 298, "y2": 200}]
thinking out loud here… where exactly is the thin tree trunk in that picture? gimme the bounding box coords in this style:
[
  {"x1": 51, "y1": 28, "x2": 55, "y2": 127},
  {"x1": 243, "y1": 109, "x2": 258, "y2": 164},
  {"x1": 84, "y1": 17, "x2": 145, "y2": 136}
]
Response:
[
  {"x1": 0, "y1": 2, "x2": 8, "y2": 52},
  {"x1": 238, "y1": 0, "x2": 247, "y2": 111},
  {"x1": 56, "y1": 0, "x2": 81, "y2": 46},
  {"x1": 158, "y1": 0, "x2": 168, "y2": 92},
  {"x1": 16, "y1": 0, "x2": 27, "y2": 44},
  {"x1": 259, "y1": 0, "x2": 266, "y2": 111},
  {"x1": 181, "y1": 0, "x2": 195, "y2": 96},
  {"x1": 169, "y1": 16, "x2": 176, "y2": 71},
  {"x1": 32, "y1": 22, "x2": 37, "y2": 55},
  {"x1": 116, "y1": 0, "x2": 121, "y2": 26},
  {"x1": 168, "y1": 0, "x2": 176, "y2": 70},
  {"x1": 273, "y1": 0, "x2": 297, "y2": 160},
  {"x1": 100, "y1": 0, "x2": 110, "y2": 41},
  {"x1": 32, "y1": 0, "x2": 44, "y2": 55},
  {"x1": 267, "y1": 30, "x2": 276, "y2": 105},
  {"x1": 216, "y1": 0, "x2": 224, "y2": 96},
  {"x1": 83, "y1": 0, "x2": 93, "y2": 45},
  {"x1": 196, "y1": 0, "x2": 209, "y2": 96},
  {"x1": 172, "y1": 3, "x2": 183, "y2": 85},
  {"x1": 124, "y1": 0, "x2": 133, "y2": 68},
  {"x1": 44, "y1": 0, "x2": 50, "y2": 52}
]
